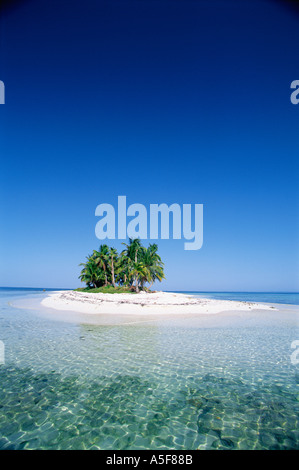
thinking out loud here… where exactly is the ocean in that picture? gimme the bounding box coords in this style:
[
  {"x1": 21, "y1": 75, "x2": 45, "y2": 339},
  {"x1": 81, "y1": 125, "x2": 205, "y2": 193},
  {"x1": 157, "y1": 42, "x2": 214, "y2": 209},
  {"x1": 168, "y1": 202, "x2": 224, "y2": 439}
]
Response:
[
  {"x1": 0, "y1": 287, "x2": 298, "y2": 450},
  {"x1": 177, "y1": 291, "x2": 299, "y2": 306}
]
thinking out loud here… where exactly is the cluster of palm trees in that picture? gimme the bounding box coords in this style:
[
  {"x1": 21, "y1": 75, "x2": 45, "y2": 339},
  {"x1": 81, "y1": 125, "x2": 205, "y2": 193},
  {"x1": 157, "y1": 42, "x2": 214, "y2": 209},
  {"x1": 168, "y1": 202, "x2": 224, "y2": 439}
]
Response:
[{"x1": 79, "y1": 239, "x2": 165, "y2": 292}]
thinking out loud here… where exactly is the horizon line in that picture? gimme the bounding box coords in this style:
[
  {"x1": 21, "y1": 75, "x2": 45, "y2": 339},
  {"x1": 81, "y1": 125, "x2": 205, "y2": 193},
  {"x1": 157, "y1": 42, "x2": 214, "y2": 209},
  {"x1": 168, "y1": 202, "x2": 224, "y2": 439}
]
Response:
[{"x1": 0, "y1": 286, "x2": 298, "y2": 294}]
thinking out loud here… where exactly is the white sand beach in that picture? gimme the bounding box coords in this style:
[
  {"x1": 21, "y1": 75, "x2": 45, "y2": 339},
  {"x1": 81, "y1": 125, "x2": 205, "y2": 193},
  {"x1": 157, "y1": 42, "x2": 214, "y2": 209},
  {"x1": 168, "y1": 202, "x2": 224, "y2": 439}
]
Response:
[{"x1": 41, "y1": 290, "x2": 275, "y2": 315}]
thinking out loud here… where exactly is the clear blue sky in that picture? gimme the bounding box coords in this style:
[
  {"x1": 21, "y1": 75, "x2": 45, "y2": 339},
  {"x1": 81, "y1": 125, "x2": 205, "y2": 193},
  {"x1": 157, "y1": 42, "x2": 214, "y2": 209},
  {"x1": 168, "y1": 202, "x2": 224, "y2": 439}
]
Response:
[{"x1": 0, "y1": 0, "x2": 298, "y2": 291}]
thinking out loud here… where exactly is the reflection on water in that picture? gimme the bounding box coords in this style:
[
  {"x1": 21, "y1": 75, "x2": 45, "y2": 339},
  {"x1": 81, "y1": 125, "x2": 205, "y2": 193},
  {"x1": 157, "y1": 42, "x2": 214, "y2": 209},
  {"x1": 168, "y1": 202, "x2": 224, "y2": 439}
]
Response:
[{"x1": 0, "y1": 289, "x2": 298, "y2": 450}]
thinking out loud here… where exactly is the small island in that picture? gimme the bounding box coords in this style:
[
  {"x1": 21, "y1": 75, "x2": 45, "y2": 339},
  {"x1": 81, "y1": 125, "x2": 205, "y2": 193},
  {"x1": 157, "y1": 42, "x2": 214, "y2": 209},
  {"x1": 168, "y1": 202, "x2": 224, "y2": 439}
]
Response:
[{"x1": 41, "y1": 239, "x2": 274, "y2": 316}]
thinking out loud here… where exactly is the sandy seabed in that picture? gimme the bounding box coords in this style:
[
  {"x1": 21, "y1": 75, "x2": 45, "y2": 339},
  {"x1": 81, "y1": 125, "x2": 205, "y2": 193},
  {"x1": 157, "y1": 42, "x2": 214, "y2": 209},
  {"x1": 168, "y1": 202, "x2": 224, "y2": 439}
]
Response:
[{"x1": 41, "y1": 290, "x2": 275, "y2": 316}]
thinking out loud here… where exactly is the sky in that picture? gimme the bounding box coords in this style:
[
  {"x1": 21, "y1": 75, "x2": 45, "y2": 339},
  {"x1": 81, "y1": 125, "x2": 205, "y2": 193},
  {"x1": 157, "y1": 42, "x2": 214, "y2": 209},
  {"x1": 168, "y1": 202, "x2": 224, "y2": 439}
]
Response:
[{"x1": 0, "y1": 0, "x2": 298, "y2": 291}]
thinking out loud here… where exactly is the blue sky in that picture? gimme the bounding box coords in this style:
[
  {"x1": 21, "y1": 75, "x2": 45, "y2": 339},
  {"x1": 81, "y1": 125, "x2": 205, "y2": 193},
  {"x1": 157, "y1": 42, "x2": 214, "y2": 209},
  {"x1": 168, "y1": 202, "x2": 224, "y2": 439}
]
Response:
[{"x1": 0, "y1": 0, "x2": 298, "y2": 291}]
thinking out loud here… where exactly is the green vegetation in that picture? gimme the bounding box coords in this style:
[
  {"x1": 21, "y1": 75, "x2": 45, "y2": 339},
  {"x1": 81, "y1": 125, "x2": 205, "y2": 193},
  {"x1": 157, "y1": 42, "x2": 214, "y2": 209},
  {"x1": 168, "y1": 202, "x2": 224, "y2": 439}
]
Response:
[
  {"x1": 78, "y1": 238, "x2": 165, "y2": 293},
  {"x1": 74, "y1": 286, "x2": 134, "y2": 294}
]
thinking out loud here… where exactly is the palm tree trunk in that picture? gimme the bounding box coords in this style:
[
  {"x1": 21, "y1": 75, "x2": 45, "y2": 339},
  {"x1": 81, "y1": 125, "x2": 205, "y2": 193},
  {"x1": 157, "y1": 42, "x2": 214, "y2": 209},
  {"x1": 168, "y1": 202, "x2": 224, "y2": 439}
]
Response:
[
  {"x1": 103, "y1": 265, "x2": 108, "y2": 286},
  {"x1": 134, "y1": 247, "x2": 140, "y2": 292},
  {"x1": 111, "y1": 257, "x2": 116, "y2": 288}
]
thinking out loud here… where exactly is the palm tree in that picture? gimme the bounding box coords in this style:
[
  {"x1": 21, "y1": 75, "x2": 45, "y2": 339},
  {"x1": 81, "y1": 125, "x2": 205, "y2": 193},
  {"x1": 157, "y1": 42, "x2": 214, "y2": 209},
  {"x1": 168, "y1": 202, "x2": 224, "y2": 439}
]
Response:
[
  {"x1": 127, "y1": 261, "x2": 148, "y2": 293},
  {"x1": 117, "y1": 251, "x2": 130, "y2": 286},
  {"x1": 140, "y1": 243, "x2": 165, "y2": 290},
  {"x1": 122, "y1": 238, "x2": 143, "y2": 263},
  {"x1": 93, "y1": 244, "x2": 109, "y2": 286},
  {"x1": 108, "y1": 247, "x2": 118, "y2": 288},
  {"x1": 79, "y1": 256, "x2": 103, "y2": 288},
  {"x1": 122, "y1": 238, "x2": 145, "y2": 290}
]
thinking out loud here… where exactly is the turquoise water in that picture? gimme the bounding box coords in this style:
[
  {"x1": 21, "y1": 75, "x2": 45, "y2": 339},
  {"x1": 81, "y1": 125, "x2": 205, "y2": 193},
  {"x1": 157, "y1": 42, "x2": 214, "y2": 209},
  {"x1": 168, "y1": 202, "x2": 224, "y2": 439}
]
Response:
[
  {"x1": 0, "y1": 288, "x2": 298, "y2": 450},
  {"x1": 177, "y1": 292, "x2": 299, "y2": 306}
]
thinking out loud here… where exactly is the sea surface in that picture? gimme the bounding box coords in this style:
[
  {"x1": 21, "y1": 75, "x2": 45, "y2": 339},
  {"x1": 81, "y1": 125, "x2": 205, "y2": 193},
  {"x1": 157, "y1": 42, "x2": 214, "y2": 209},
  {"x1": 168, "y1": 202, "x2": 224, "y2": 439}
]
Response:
[
  {"x1": 0, "y1": 287, "x2": 298, "y2": 450},
  {"x1": 177, "y1": 291, "x2": 299, "y2": 306}
]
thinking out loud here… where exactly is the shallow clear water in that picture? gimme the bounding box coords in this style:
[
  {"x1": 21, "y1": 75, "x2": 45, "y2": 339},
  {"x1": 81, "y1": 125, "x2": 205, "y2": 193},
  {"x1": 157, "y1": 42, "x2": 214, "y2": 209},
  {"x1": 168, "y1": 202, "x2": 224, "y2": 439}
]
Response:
[{"x1": 0, "y1": 288, "x2": 298, "y2": 450}]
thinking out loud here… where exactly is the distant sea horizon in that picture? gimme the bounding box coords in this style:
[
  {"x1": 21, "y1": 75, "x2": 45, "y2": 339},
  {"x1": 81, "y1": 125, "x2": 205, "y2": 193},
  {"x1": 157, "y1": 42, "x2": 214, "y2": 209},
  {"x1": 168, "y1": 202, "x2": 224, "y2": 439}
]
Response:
[
  {"x1": 0, "y1": 287, "x2": 298, "y2": 305},
  {"x1": 175, "y1": 291, "x2": 299, "y2": 306}
]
